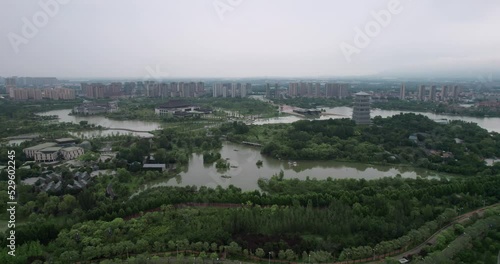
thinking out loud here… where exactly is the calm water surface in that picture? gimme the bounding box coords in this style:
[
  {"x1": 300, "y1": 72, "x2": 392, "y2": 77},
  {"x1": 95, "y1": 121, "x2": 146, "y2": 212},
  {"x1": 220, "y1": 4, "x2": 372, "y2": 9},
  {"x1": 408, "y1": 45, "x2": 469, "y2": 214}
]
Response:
[
  {"x1": 136, "y1": 141, "x2": 449, "y2": 192},
  {"x1": 38, "y1": 109, "x2": 161, "y2": 131}
]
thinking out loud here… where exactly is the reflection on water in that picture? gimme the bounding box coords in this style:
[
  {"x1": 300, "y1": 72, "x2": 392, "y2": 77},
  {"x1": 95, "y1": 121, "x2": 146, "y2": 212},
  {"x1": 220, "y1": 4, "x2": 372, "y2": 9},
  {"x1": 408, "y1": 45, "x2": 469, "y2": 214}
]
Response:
[{"x1": 136, "y1": 141, "x2": 448, "y2": 192}]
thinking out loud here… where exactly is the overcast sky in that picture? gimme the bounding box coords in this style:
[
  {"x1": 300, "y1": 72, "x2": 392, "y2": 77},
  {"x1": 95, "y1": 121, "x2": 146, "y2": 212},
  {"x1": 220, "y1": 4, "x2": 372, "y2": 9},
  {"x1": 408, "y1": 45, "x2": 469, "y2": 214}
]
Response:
[{"x1": 1, "y1": 0, "x2": 499, "y2": 79}]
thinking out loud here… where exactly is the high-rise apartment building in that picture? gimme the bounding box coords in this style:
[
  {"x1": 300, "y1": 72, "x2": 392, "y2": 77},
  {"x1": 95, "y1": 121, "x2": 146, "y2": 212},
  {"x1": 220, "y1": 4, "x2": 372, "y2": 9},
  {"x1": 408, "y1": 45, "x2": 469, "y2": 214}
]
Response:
[
  {"x1": 81, "y1": 83, "x2": 107, "y2": 99},
  {"x1": 400, "y1": 83, "x2": 405, "y2": 100},
  {"x1": 9, "y1": 87, "x2": 75, "y2": 100},
  {"x1": 451, "y1": 85, "x2": 460, "y2": 101},
  {"x1": 314, "y1": 83, "x2": 321, "y2": 98},
  {"x1": 123, "y1": 82, "x2": 136, "y2": 96},
  {"x1": 299, "y1": 82, "x2": 308, "y2": 96},
  {"x1": 418, "y1": 85, "x2": 426, "y2": 101},
  {"x1": 265, "y1": 83, "x2": 277, "y2": 99},
  {"x1": 213, "y1": 83, "x2": 223, "y2": 97},
  {"x1": 325, "y1": 83, "x2": 348, "y2": 99},
  {"x1": 196, "y1": 82, "x2": 205, "y2": 93},
  {"x1": 430, "y1": 85, "x2": 437, "y2": 101},
  {"x1": 441, "y1": 85, "x2": 448, "y2": 100},
  {"x1": 288, "y1": 83, "x2": 299, "y2": 97}
]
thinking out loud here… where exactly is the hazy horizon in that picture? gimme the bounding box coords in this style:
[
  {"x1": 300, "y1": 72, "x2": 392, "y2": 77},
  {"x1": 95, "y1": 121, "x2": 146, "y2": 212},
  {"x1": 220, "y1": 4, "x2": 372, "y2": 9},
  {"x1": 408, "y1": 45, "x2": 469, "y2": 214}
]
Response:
[{"x1": 2, "y1": 0, "x2": 500, "y2": 79}]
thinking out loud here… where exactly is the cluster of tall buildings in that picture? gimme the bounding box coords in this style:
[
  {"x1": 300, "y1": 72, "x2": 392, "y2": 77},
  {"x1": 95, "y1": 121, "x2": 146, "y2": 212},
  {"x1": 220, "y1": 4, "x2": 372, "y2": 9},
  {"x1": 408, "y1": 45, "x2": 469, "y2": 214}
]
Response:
[
  {"x1": 4, "y1": 76, "x2": 62, "y2": 99},
  {"x1": 5, "y1": 76, "x2": 58, "y2": 87},
  {"x1": 9, "y1": 87, "x2": 75, "y2": 100},
  {"x1": 265, "y1": 83, "x2": 279, "y2": 99},
  {"x1": 144, "y1": 81, "x2": 205, "y2": 98},
  {"x1": 400, "y1": 83, "x2": 460, "y2": 102},
  {"x1": 418, "y1": 85, "x2": 460, "y2": 102},
  {"x1": 212, "y1": 83, "x2": 251, "y2": 98},
  {"x1": 81, "y1": 82, "x2": 124, "y2": 99},
  {"x1": 270, "y1": 82, "x2": 349, "y2": 99},
  {"x1": 81, "y1": 81, "x2": 207, "y2": 99},
  {"x1": 325, "y1": 83, "x2": 349, "y2": 99}
]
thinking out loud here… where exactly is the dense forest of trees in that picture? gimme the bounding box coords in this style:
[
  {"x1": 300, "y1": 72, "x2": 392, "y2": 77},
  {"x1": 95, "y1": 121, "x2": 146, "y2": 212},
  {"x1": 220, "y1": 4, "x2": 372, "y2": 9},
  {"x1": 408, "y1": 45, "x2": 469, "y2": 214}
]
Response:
[{"x1": 2, "y1": 174, "x2": 499, "y2": 263}]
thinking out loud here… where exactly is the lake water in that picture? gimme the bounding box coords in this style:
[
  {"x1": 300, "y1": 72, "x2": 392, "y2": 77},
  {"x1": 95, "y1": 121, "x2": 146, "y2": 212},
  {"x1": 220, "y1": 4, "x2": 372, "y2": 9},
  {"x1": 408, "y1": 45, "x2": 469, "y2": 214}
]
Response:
[
  {"x1": 135, "y1": 141, "x2": 448, "y2": 192},
  {"x1": 37, "y1": 109, "x2": 161, "y2": 131}
]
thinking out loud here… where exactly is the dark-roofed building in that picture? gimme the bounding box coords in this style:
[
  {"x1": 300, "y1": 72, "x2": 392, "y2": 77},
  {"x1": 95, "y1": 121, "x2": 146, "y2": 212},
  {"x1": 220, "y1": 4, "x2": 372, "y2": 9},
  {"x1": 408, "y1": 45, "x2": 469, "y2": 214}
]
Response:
[
  {"x1": 154, "y1": 100, "x2": 206, "y2": 116},
  {"x1": 74, "y1": 171, "x2": 90, "y2": 182},
  {"x1": 23, "y1": 142, "x2": 58, "y2": 158},
  {"x1": 55, "y1": 138, "x2": 77, "y2": 145},
  {"x1": 143, "y1": 164, "x2": 166, "y2": 172}
]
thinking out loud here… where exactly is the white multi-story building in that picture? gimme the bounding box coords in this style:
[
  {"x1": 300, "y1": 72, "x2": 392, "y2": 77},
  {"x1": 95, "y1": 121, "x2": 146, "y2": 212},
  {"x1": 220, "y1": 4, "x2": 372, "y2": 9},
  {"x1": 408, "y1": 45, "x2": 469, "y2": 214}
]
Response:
[
  {"x1": 60, "y1": 147, "x2": 85, "y2": 160},
  {"x1": 34, "y1": 147, "x2": 61, "y2": 162},
  {"x1": 23, "y1": 143, "x2": 58, "y2": 158}
]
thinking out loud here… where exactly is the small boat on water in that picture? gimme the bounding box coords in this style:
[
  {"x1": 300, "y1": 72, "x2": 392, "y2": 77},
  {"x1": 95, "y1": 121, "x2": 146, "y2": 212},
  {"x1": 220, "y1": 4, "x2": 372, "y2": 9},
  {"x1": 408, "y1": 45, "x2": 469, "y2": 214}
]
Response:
[
  {"x1": 230, "y1": 165, "x2": 238, "y2": 168},
  {"x1": 221, "y1": 175, "x2": 232, "y2": 179},
  {"x1": 234, "y1": 149, "x2": 239, "y2": 151}
]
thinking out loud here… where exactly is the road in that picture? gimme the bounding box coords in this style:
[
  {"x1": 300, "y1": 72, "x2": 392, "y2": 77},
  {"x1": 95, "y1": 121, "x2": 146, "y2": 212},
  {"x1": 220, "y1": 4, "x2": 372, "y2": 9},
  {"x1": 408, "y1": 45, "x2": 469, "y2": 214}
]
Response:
[{"x1": 367, "y1": 203, "x2": 500, "y2": 263}]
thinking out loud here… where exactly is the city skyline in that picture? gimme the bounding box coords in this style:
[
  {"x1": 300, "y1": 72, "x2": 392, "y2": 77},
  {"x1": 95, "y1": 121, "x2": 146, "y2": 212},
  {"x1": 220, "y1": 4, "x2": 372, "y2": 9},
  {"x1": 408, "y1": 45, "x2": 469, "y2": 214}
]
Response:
[{"x1": 1, "y1": 0, "x2": 500, "y2": 79}]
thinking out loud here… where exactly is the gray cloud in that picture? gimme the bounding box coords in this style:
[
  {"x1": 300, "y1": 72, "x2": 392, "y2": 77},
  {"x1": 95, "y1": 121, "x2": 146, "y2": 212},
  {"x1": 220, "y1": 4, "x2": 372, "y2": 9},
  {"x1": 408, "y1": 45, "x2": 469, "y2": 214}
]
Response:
[{"x1": 1, "y1": 0, "x2": 499, "y2": 79}]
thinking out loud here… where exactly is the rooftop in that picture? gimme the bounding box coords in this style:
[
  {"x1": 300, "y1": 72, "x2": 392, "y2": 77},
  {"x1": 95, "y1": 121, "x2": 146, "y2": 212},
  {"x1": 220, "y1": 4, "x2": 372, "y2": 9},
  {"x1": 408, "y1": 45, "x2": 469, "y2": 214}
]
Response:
[
  {"x1": 61, "y1": 146, "x2": 82, "y2": 152},
  {"x1": 355, "y1": 92, "x2": 371, "y2": 96},
  {"x1": 24, "y1": 142, "x2": 57, "y2": 151},
  {"x1": 143, "y1": 164, "x2": 166, "y2": 169},
  {"x1": 55, "y1": 138, "x2": 76, "y2": 143},
  {"x1": 39, "y1": 147, "x2": 62, "y2": 153}
]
